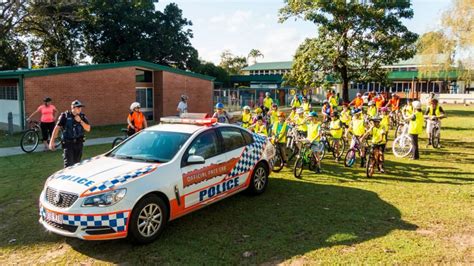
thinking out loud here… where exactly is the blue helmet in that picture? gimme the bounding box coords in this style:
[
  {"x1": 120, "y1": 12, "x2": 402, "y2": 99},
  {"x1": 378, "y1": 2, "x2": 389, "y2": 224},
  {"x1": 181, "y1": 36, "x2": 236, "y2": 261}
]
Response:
[
  {"x1": 351, "y1": 108, "x2": 362, "y2": 115},
  {"x1": 308, "y1": 111, "x2": 318, "y2": 117},
  {"x1": 215, "y1": 102, "x2": 224, "y2": 109}
]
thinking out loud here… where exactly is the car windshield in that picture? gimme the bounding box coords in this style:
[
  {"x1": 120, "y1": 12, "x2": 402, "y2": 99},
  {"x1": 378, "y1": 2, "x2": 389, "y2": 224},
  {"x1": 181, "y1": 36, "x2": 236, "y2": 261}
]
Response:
[{"x1": 108, "y1": 130, "x2": 191, "y2": 163}]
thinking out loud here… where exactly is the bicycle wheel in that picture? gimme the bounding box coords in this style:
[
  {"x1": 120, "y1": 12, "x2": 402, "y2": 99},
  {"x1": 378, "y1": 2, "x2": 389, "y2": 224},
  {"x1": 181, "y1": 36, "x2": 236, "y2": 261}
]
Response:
[
  {"x1": 366, "y1": 154, "x2": 375, "y2": 178},
  {"x1": 344, "y1": 148, "x2": 356, "y2": 167},
  {"x1": 112, "y1": 137, "x2": 124, "y2": 148},
  {"x1": 20, "y1": 130, "x2": 39, "y2": 153},
  {"x1": 293, "y1": 157, "x2": 304, "y2": 179},
  {"x1": 53, "y1": 128, "x2": 63, "y2": 148},
  {"x1": 332, "y1": 139, "x2": 345, "y2": 159},
  {"x1": 320, "y1": 141, "x2": 326, "y2": 160},
  {"x1": 431, "y1": 127, "x2": 440, "y2": 148},
  {"x1": 392, "y1": 135, "x2": 413, "y2": 158},
  {"x1": 272, "y1": 152, "x2": 284, "y2": 173}
]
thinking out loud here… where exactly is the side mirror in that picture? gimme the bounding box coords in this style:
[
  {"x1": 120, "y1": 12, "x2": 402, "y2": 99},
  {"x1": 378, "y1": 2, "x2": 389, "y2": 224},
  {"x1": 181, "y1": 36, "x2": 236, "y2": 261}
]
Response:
[{"x1": 187, "y1": 155, "x2": 205, "y2": 165}]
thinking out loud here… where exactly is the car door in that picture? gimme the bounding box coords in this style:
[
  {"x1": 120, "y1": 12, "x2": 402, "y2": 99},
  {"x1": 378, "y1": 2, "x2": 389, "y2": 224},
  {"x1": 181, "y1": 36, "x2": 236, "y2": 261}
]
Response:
[
  {"x1": 180, "y1": 129, "x2": 229, "y2": 209},
  {"x1": 216, "y1": 127, "x2": 254, "y2": 191}
]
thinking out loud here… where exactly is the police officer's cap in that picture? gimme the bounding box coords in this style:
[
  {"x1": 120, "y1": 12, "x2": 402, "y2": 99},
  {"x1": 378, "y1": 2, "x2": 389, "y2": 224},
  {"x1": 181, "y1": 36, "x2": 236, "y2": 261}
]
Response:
[{"x1": 71, "y1": 100, "x2": 85, "y2": 107}]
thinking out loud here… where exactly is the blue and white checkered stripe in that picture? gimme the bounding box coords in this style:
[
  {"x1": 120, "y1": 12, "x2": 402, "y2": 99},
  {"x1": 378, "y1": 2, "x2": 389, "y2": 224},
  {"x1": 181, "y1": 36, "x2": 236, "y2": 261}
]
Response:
[
  {"x1": 40, "y1": 206, "x2": 129, "y2": 233},
  {"x1": 62, "y1": 212, "x2": 129, "y2": 232},
  {"x1": 86, "y1": 165, "x2": 157, "y2": 194},
  {"x1": 228, "y1": 133, "x2": 267, "y2": 177}
]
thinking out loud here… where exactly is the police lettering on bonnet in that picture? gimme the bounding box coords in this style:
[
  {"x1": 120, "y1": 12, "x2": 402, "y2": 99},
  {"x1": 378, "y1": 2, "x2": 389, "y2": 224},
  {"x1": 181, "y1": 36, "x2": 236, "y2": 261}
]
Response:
[{"x1": 49, "y1": 100, "x2": 91, "y2": 168}]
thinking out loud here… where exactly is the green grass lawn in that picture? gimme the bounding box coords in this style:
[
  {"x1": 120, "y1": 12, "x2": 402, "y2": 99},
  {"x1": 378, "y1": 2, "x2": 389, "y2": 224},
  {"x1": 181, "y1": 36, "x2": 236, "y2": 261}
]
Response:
[{"x1": 0, "y1": 105, "x2": 472, "y2": 264}]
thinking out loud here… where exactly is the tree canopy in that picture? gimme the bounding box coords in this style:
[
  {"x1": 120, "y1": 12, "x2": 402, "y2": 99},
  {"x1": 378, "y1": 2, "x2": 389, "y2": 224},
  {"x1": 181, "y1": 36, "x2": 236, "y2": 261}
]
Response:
[
  {"x1": 280, "y1": 0, "x2": 418, "y2": 101},
  {"x1": 219, "y1": 50, "x2": 248, "y2": 75}
]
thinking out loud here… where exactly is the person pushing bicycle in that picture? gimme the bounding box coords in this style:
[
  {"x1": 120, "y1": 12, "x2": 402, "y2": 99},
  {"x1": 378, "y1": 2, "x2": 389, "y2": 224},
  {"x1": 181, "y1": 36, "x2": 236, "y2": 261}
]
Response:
[
  {"x1": 306, "y1": 111, "x2": 322, "y2": 173},
  {"x1": 361, "y1": 116, "x2": 386, "y2": 173},
  {"x1": 271, "y1": 112, "x2": 289, "y2": 165},
  {"x1": 127, "y1": 102, "x2": 147, "y2": 136},
  {"x1": 347, "y1": 108, "x2": 367, "y2": 167},
  {"x1": 27, "y1": 97, "x2": 58, "y2": 150},
  {"x1": 425, "y1": 98, "x2": 446, "y2": 147}
]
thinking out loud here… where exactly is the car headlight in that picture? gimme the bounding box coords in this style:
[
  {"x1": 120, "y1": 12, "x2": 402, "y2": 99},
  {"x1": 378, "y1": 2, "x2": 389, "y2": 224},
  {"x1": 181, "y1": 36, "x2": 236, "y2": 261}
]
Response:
[{"x1": 82, "y1": 188, "x2": 127, "y2": 207}]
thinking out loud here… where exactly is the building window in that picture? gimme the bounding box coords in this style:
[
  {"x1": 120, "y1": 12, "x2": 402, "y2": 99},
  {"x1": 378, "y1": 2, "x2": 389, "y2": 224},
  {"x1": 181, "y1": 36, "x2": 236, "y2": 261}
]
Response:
[
  {"x1": 136, "y1": 69, "x2": 153, "y2": 83},
  {"x1": 136, "y1": 87, "x2": 153, "y2": 120},
  {"x1": 0, "y1": 86, "x2": 18, "y2": 100}
]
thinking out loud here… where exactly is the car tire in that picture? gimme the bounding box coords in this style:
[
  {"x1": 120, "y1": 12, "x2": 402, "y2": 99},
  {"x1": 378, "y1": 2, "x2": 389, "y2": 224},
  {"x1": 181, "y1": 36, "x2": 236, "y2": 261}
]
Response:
[
  {"x1": 128, "y1": 194, "x2": 168, "y2": 244},
  {"x1": 246, "y1": 162, "x2": 269, "y2": 195}
]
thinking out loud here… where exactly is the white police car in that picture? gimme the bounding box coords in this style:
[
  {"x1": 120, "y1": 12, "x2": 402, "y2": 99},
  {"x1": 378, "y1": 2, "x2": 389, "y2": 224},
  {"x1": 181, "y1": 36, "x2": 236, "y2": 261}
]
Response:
[{"x1": 39, "y1": 116, "x2": 275, "y2": 243}]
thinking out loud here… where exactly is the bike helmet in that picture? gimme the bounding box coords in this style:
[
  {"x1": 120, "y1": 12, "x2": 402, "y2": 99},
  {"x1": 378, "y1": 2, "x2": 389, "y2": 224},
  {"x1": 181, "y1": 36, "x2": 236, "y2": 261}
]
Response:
[
  {"x1": 323, "y1": 99, "x2": 329, "y2": 104},
  {"x1": 181, "y1": 95, "x2": 188, "y2": 101},
  {"x1": 243, "y1": 105, "x2": 251, "y2": 111},
  {"x1": 412, "y1": 101, "x2": 421, "y2": 109},
  {"x1": 380, "y1": 107, "x2": 389, "y2": 112},
  {"x1": 43, "y1": 97, "x2": 52, "y2": 102},
  {"x1": 356, "y1": 93, "x2": 361, "y2": 97},
  {"x1": 255, "y1": 107, "x2": 262, "y2": 113},
  {"x1": 215, "y1": 102, "x2": 224, "y2": 109},
  {"x1": 272, "y1": 103, "x2": 278, "y2": 108},
  {"x1": 296, "y1": 107, "x2": 305, "y2": 114},
  {"x1": 351, "y1": 108, "x2": 362, "y2": 115},
  {"x1": 130, "y1": 102, "x2": 141, "y2": 111},
  {"x1": 370, "y1": 116, "x2": 382, "y2": 122},
  {"x1": 308, "y1": 111, "x2": 318, "y2": 117},
  {"x1": 368, "y1": 101, "x2": 375, "y2": 106},
  {"x1": 265, "y1": 92, "x2": 271, "y2": 97}
]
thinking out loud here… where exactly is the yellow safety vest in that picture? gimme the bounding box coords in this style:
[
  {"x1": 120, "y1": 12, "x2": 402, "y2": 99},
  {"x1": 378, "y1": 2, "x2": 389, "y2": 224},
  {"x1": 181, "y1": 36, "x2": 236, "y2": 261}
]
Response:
[
  {"x1": 307, "y1": 121, "x2": 321, "y2": 142},
  {"x1": 330, "y1": 119, "x2": 343, "y2": 139},
  {"x1": 241, "y1": 112, "x2": 252, "y2": 128},
  {"x1": 291, "y1": 98, "x2": 301, "y2": 108},
  {"x1": 288, "y1": 111, "x2": 296, "y2": 122},
  {"x1": 254, "y1": 123, "x2": 267, "y2": 136},
  {"x1": 296, "y1": 116, "x2": 307, "y2": 132},
  {"x1": 272, "y1": 122, "x2": 287, "y2": 143},
  {"x1": 367, "y1": 106, "x2": 377, "y2": 118},
  {"x1": 302, "y1": 102, "x2": 310, "y2": 112},
  {"x1": 263, "y1": 97, "x2": 273, "y2": 110},
  {"x1": 352, "y1": 117, "x2": 366, "y2": 136},
  {"x1": 409, "y1": 111, "x2": 424, "y2": 135},
  {"x1": 380, "y1": 115, "x2": 389, "y2": 132},
  {"x1": 404, "y1": 105, "x2": 413, "y2": 117},
  {"x1": 371, "y1": 126, "x2": 386, "y2": 144},
  {"x1": 270, "y1": 110, "x2": 279, "y2": 125},
  {"x1": 428, "y1": 105, "x2": 441, "y2": 117},
  {"x1": 340, "y1": 110, "x2": 351, "y2": 125},
  {"x1": 329, "y1": 96, "x2": 338, "y2": 108}
]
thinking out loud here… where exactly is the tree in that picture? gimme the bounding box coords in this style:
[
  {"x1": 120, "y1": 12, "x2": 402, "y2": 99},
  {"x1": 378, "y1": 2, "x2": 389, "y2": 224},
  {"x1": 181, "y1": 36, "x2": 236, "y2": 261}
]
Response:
[
  {"x1": 19, "y1": 1, "x2": 84, "y2": 67},
  {"x1": 417, "y1": 0, "x2": 473, "y2": 85},
  {"x1": 247, "y1": 49, "x2": 264, "y2": 65},
  {"x1": 0, "y1": 1, "x2": 28, "y2": 70},
  {"x1": 80, "y1": 1, "x2": 197, "y2": 69},
  {"x1": 193, "y1": 61, "x2": 230, "y2": 85},
  {"x1": 219, "y1": 50, "x2": 248, "y2": 75},
  {"x1": 279, "y1": 0, "x2": 418, "y2": 101}
]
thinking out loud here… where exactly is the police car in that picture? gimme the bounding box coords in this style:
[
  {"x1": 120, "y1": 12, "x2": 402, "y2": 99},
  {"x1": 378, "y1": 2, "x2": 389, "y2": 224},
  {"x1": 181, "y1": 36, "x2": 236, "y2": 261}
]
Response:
[{"x1": 39, "y1": 115, "x2": 275, "y2": 244}]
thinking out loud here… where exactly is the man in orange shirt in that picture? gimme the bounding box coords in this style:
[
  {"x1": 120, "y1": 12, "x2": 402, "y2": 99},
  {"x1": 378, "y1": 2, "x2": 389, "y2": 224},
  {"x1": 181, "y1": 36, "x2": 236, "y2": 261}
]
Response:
[
  {"x1": 386, "y1": 93, "x2": 400, "y2": 111},
  {"x1": 350, "y1": 93, "x2": 364, "y2": 109},
  {"x1": 127, "y1": 102, "x2": 148, "y2": 136},
  {"x1": 374, "y1": 94, "x2": 385, "y2": 110}
]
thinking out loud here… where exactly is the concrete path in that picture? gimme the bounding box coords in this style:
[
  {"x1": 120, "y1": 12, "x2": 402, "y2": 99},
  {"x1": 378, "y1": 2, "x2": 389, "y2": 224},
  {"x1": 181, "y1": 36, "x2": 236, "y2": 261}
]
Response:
[{"x1": 0, "y1": 136, "x2": 118, "y2": 157}]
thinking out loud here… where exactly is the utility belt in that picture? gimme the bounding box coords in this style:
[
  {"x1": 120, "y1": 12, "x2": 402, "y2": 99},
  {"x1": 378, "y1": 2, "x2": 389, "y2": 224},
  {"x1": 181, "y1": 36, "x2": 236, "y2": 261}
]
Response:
[{"x1": 62, "y1": 137, "x2": 85, "y2": 144}]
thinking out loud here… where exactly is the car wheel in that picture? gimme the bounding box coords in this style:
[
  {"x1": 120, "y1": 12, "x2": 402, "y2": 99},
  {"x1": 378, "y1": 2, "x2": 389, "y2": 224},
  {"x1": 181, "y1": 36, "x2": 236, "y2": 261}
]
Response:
[
  {"x1": 128, "y1": 194, "x2": 168, "y2": 244},
  {"x1": 246, "y1": 162, "x2": 269, "y2": 195}
]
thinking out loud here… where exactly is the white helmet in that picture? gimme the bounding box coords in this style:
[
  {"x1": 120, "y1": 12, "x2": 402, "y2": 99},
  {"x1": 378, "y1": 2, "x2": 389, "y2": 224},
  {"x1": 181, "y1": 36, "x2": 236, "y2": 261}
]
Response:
[
  {"x1": 265, "y1": 92, "x2": 271, "y2": 97},
  {"x1": 412, "y1": 101, "x2": 421, "y2": 109},
  {"x1": 243, "y1": 105, "x2": 251, "y2": 111},
  {"x1": 356, "y1": 93, "x2": 361, "y2": 97},
  {"x1": 130, "y1": 102, "x2": 141, "y2": 111},
  {"x1": 368, "y1": 101, "x2": 374, "y2": 106},
  {"x1": 296, "y1": 107, "x2": 304, "y2": 114}
]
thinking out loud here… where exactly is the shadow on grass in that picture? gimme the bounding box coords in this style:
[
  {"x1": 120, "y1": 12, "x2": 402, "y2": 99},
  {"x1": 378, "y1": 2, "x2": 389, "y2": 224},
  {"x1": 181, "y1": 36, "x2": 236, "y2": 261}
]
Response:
[
  {"x1": 6, "y1": 178, "x2": 415, "y2": 264},
  {"x1": 445, "y1": 109, "x2": 474, "y2": 117}
]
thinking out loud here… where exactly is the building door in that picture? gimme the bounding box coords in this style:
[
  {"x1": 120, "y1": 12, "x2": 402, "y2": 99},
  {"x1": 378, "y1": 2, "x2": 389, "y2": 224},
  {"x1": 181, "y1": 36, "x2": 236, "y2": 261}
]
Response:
[{"x1": 136, "y1": 87, "x2": 153, "y2": 120}]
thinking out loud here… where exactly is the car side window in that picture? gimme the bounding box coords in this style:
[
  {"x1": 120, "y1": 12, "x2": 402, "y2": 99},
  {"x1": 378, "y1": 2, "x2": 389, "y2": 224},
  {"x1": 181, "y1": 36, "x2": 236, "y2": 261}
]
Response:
[
  {"x1": 241, "y1": 129, "x2": 254, "y2": 145},
  {"x1": 219, "y1": 127, "x2": 246, "y2": 152},
  {"x1": 187, "y1": 130, "x2": 219, "y2": 160}
]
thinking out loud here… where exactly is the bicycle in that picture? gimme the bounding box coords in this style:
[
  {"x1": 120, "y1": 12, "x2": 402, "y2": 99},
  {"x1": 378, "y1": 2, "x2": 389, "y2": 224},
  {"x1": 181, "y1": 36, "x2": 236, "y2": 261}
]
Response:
[
  {"x1": 112, "y1": 128, "x2": 129, "y2": 148},
  {"x1": 319, "y1": 128, "x2": 346, "y2": 160},
  {"x1": 285, "y1": 124, "x2": 300, "y2": 162},
  {"x1": 20, "y1": 120, "x2": 62, "y2": 153},
  {"x1": 392, "y1": 123, "x2": 413, "y2": 158},
  {"x1": 389, "y1": 110, "x2": 401, "y2": 130},
  {"x1": 425, "y1": 116, "x2": 442, "y2": 148},
  {"x1": 293, "y1": 138, "x2": 321, "y2": 178},
  {"x1": 365, "y1": 144, "x2": 383, "y2": 178},
  {"x1": 344, "y1": 135, "x2": 364, "y2": 167},
  {"x1": 271, "y1": 141, "x2": 285, "y2": 173}
]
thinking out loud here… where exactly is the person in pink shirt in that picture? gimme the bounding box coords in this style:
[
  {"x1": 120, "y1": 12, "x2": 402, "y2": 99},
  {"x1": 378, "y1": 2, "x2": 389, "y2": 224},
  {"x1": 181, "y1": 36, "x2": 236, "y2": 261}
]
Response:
[{"x1": 27, "y1": 97, "x2": 58, "y2": 150}]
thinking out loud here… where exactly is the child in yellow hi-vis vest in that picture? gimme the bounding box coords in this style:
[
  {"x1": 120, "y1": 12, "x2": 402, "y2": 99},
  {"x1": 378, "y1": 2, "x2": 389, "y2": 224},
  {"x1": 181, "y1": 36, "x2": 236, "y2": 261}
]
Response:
[
  {"x1": 329, "y1": 112, "x2": 344, "y2": 162},
  {"x1": 249, "y1": 115, "x2": 268, "y2": 136},
  {"x1": 361, "y1": 116, "x2": 387, "y2": 173},
  {"x1": 241, "y1": 106, "x2": 252, "y2": 128}
]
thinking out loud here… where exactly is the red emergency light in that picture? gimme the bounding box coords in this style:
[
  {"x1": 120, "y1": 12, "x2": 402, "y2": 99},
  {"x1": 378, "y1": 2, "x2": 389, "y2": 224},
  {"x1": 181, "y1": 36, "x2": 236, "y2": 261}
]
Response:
[{"x1": 160, "y1": 116, "x2": 217, "y2": 126}]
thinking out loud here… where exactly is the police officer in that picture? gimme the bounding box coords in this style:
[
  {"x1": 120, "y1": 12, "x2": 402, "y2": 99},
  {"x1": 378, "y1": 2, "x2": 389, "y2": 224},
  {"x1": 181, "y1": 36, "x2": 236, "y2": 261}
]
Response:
[{"x1": 49, "y1": 100, "x2": 91, "y2": 167}]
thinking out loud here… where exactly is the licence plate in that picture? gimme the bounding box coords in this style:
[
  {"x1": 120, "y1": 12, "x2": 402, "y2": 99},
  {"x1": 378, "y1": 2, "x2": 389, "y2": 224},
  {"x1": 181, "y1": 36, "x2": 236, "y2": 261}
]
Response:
[{"x1": 45, "y1": 211, "x2": 63, "y2": 224}]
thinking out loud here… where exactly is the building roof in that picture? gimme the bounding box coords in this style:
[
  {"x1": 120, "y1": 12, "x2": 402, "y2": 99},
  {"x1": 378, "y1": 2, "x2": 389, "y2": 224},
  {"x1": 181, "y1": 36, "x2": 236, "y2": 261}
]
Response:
[
  {"x1": 242, "y1": 61, "x2": 293, "y2": 71},
  {"x1": 386, "y1": 54, "x2": 450, "y2": 67},
  {"x1": 231, "y1": 74, "x2": 284, "y2": 83},
  {"x1": 0, "y1": 60, "x2": 215, "y2": 81}
]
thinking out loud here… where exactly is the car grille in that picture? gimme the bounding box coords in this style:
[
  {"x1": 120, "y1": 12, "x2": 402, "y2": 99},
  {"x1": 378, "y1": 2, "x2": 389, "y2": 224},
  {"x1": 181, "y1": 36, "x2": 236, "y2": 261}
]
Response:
[
  {"x1": 44, "y1": 220, "x2": 78, "y2": 233},
  {"x1": 46, "y1": 187, "x2": 79, "y2": 208}
]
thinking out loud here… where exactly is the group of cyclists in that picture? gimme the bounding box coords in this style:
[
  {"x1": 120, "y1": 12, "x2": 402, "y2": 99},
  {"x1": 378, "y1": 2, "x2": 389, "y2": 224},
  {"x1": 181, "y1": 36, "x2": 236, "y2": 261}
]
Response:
[{"x1": 230, "y1": 91, "x2": 446, "y2": 177}]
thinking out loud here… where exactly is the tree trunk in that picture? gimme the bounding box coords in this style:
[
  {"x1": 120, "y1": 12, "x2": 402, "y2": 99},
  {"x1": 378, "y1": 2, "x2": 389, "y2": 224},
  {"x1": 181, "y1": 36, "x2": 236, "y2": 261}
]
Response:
[{"x1": 341, "y1": 66, "x2": 349, "y2": 102}]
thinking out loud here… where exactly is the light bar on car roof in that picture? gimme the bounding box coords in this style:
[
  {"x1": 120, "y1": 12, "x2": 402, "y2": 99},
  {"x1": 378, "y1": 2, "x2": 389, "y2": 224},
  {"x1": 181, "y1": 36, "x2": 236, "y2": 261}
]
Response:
[{"x1": 160, "y1": 117, "x2": 217, "y2": 126}]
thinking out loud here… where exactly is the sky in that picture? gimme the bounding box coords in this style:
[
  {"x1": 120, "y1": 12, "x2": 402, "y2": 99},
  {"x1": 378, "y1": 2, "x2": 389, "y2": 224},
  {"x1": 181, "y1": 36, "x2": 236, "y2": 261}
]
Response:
[{"x1": 156, "y1": 0, "x2": 453, "y2": 65}]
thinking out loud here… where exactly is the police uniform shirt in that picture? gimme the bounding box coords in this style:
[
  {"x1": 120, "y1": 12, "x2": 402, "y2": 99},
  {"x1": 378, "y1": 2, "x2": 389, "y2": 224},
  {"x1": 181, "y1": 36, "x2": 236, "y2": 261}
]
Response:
[{"x1": 57, "y1": 111, "x2": 89, "y2": 140}]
